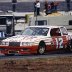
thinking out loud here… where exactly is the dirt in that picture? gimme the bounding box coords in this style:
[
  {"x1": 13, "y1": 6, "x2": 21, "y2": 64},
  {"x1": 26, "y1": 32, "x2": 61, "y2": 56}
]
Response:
[{"x1": 0, "y1": 56, "x2": 72, "y2": 72}]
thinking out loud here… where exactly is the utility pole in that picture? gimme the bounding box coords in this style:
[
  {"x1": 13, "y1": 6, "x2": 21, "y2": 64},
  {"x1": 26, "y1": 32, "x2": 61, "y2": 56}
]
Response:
[
  {"x1": 65, "y1": 0, "x2": 71, "y2": 11},
  {"x1": 12, "y1": 0, "x2": 17, "y2": 36},
  {"x1": 36, "y1": 7, "x2": 37, "y2": 25},
  {"x1": 12, "y1": 0, "x2": 17, "y2": 12}
]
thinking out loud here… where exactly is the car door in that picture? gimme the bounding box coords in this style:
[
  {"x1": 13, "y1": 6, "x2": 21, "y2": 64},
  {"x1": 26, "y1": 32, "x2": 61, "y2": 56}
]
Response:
[
  {"x1": 50, "y1": 28, "x2": 64, "y2": 50},
  {"x1": 60, "y1": 27, "x2": 69, "y2": 48}
]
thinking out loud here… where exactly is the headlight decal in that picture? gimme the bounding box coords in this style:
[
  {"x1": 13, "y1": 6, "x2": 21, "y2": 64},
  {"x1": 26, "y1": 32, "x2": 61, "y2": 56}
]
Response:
[{"x1": 21, "y1": 42, "x2": 39, "y2": 46}]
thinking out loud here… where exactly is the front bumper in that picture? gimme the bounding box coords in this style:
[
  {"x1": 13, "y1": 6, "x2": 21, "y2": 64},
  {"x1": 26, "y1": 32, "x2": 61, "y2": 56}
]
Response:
[{"x1": 0, "y1": 45, "x2": 38, "y2": 55}]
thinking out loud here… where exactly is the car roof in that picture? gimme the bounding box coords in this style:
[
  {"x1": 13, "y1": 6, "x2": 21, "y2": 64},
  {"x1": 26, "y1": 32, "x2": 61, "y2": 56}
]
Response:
[{"x1": 29, "y1": 25, "x2": 64, "y2": 29}]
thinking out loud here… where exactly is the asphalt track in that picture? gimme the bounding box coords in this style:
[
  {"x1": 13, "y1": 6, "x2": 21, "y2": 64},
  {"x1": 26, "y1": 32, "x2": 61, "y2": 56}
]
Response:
[
  {"x1": 0, "y1": 50, "x2": 72, "y2": 60},
  {"x1": 0, "y1": 0, "x2": 65, "y2": 2}
]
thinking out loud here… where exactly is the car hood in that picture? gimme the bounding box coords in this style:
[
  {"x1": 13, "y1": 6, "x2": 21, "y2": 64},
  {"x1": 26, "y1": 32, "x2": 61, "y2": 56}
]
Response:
[{"x1": 3, "y1": 35, "x2": 49, "y2": 42}]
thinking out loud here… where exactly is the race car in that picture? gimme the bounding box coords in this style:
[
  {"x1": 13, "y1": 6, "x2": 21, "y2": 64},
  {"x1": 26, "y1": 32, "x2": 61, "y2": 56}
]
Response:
[{"x1": 0, "y1": 25, "x2": 72, "y2": 55}]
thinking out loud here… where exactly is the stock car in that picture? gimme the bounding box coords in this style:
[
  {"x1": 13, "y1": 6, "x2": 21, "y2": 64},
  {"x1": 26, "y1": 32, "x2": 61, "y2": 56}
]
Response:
[{"x1": 0, "y1": 25, "x2": 72, "y2": 55}]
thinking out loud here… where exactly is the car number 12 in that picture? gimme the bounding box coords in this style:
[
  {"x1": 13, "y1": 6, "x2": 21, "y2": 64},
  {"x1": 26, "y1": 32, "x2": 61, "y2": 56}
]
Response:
[{"x1": 55, "y1": 38, "x2": 63, "y2": 49}]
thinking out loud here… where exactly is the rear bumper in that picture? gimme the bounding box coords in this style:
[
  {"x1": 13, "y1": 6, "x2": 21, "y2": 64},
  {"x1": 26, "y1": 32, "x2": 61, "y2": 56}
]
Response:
[{"x1": 0, "y1": 45, "x2": 38, "y2": 55}]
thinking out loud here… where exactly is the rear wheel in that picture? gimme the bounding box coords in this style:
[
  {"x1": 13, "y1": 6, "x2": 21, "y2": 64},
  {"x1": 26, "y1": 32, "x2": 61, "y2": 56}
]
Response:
[
  {"x1": 69, "y1": 39, "x2": 72, "y2": 51},
  {"x1": 66, "y1": 40, "x2": 72, "y2": 52},
  {"x1": 37, "y1": 42, "x2": 46, "y2": 54}
]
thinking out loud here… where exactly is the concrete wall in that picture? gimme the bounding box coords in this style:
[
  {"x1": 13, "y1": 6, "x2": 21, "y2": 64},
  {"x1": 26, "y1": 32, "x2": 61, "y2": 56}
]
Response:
[
  {"x1": 30, "y1": 15, "x2": 72, "y2": 26},
  {"x1": 29, "y1": 15, "x2": 72, "y2": 31}
]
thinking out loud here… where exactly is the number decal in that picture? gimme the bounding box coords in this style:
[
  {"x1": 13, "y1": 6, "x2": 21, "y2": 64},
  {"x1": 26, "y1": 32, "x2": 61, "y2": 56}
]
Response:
[
  {"x1": 55, "y1": 38, "x2": 63, "y2": 49},
  {"x1": 59, "y1": 38, "x2": 63, "y2": 48},
  {"x1": 55, "y1": 38, "x2": 58, "y2": 48}
]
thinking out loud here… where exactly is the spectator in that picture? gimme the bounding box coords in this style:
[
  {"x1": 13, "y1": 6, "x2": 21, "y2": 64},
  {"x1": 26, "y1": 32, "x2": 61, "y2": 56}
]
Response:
[
  {"x1": 50, "y1": 2, "x2": 55, "y2": 13},
  {"x1": 48, "y1": 4, "x2": 51, "y2": 14},
  {"x1": 44, "y1": 0, "x2": 48, "y2": 15},
  {"x1": 35, "y1": 0, "x2": 40, "y2": 15},
  {"x1": 54, "y1": 2, "x2": 59, "y2": 12},
  {"x1": 34, "y1": 0, "x2": 37, "y2": 16}
]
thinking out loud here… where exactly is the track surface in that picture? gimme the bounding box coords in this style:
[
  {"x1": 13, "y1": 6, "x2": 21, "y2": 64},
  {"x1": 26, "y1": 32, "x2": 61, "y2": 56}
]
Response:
[{"x1": 0, "y1": 50, "x2": 72, "y2": 60}]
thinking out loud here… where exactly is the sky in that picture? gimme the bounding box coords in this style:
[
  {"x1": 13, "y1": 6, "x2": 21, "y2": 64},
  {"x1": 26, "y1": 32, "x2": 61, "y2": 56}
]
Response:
[{"x1": 0, "y1": 0, "x2": 66, "y2": 2}]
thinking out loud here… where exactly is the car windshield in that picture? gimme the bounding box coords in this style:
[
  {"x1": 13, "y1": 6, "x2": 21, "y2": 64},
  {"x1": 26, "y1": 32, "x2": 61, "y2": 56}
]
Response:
[{"x1": 22, "y1": 27, "x2": 49, "y2": 36}]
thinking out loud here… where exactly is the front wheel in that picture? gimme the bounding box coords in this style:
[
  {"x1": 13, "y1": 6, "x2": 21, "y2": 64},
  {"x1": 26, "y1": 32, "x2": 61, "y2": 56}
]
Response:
[{"x1": 37, "y1": 43, "x2": 46, "y2": 55}]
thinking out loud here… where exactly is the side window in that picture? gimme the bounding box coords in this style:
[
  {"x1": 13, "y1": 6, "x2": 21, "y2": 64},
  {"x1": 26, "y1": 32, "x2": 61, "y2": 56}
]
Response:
[
  {"x1": 60, "y1": 27, "x2": 68, "y2": 35},
  {"x1": 50, "y1": 28, "x2": 61, "y2": 36}
]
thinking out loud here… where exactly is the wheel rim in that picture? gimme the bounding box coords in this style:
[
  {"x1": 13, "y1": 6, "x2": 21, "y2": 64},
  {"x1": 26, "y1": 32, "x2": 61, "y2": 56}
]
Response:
[{"x1": 38, "y1": 46, "x2": 45, "y2": 54}]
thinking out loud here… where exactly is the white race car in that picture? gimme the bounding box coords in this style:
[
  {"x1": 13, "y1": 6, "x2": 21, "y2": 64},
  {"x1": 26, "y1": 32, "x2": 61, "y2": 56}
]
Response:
[{"x1": 0, "y1": 25, "x2": 72, "y2": 55}]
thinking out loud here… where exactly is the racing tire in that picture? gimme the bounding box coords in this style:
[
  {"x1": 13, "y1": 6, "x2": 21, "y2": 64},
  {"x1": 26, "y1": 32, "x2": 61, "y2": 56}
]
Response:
[
  {"x1": 69, "y1": 39, "x2": 72, "y2": 51},
  {"x1": 37, "y1": 42, "x2": 46, "y2": 55},
  {"x1": 66, "y1": 40, "x2": 72, "y2": 52}
]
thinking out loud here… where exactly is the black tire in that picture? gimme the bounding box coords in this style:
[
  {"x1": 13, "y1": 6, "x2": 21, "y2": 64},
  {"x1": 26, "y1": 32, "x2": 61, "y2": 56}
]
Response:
[
  {"x1": 37, "y1": 42, "x2": 46, "y2": 55},
  {"x1": 66, "y1": 40, "x2": 72, "y2": 52},
  {"x1": 69, "y1": 39, "x2": 72, "y2": 51}
]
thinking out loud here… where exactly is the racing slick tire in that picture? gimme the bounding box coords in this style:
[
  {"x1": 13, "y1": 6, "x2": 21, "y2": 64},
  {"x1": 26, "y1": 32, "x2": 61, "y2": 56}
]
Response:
[
  {"x1": 37, "y1": 41, "x2": 46, "y2": 55},
  {"x1": 66, "y1": 39, "x2": 72, "y2": 52},
  {"x1": 69, "y1": 39, "x2": 72, "y2": 51}
]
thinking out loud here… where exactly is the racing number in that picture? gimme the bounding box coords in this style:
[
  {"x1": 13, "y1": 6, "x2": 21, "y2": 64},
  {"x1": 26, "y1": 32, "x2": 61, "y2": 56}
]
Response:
[{"x1": 55, "y1": 38, "x2": 63, "y2": 49}]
